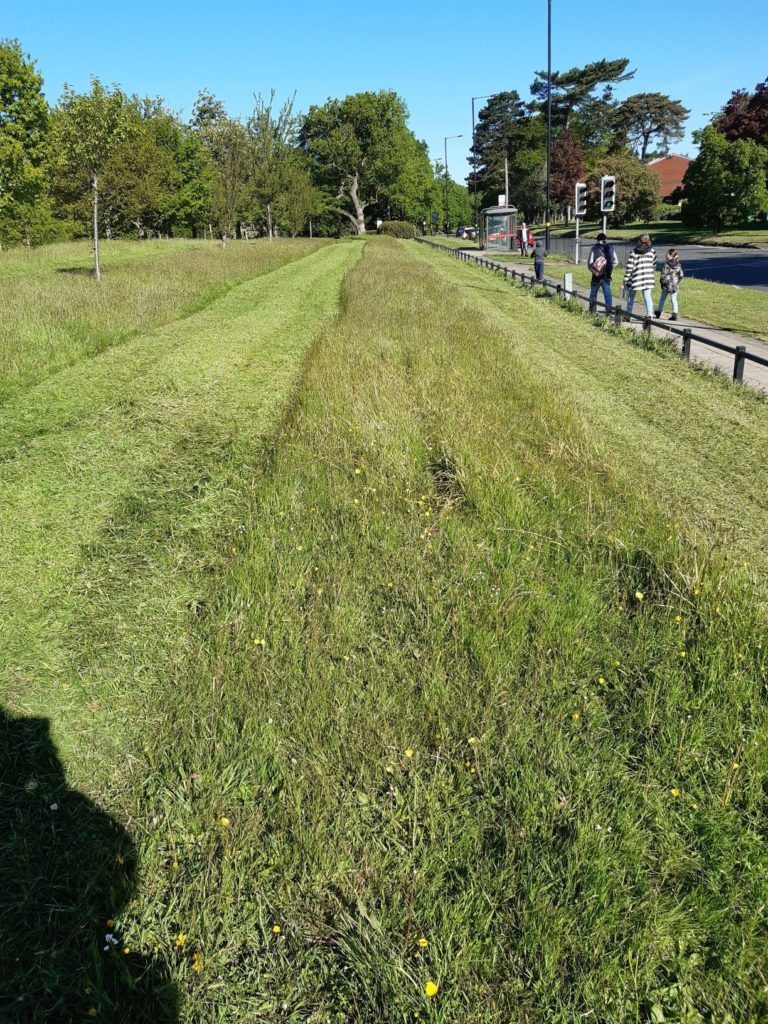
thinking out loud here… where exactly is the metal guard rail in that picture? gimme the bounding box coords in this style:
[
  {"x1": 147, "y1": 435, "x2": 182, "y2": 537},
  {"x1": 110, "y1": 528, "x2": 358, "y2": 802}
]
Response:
[{"x1": 414, "y1": 238, "x2": 768, "y2": 383}]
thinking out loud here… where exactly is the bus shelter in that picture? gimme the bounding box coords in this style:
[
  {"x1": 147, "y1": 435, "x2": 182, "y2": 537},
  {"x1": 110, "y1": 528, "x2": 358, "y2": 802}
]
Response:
[{"x1": 482, "y1": 205, "x2": 518, "y2": 252}]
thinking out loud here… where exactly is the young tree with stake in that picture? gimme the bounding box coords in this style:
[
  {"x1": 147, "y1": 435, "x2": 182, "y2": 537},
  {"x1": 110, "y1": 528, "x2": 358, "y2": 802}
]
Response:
[{"x1": 53, "y1": 80, "x2": 133, "y2": 280}]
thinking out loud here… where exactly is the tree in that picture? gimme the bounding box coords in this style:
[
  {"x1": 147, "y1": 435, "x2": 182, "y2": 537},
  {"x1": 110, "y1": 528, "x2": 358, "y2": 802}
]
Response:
[
  {"x1": 589, "y1": 151, "x2": 660, "y2": 223},
  {"x1": 53, "y1": 80, "x2": 133, "y2": 278},
  {"x1": 248, "y1": 91, "x2": 300, "y2": 239},
  {"x1": 429, "y1": 161, "x2": 472, "y2": 232},
  {"x1": 682, "y1": 125, "x2": 768, "y2": 230},
  {"x1": 0, "y1": 39, "x2": 50, "y2": 245},
  {"x1": 273, "y1": 151, "x2": 324, "y2": 236},
  {"x1": 300, "y1": 90, "x2": 428, "y2": 235},
  {"x1": 716, "y1": 79, "x2": 768, "y2": 147},
  {"x1": 550, "y1": 130, "x2": 585, "y2": 216},
  {"x1": 530, "y1": 58, "x2": 635, "y2": 133},
  {"x1": 614, "y1": 92, "x2": 689, "y2": 160},
  {"x1": 469, "y1": 91, "x2": 545, "y2": 213}
]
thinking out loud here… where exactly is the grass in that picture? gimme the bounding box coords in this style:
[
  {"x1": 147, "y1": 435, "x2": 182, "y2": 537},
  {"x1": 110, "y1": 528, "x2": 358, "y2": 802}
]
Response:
[
  {"x1": 542, "y1": 220, "x2": 768, "y2": 247},
  {"x1": 2, "y1": 237, "x2": 768, "y2": 1022},
  {"x1": 425, "y1": 239, "x2": 768, "y2": 343},
  {"x1": 0, "y1": 237, "x2": 329, "y2": 402}
]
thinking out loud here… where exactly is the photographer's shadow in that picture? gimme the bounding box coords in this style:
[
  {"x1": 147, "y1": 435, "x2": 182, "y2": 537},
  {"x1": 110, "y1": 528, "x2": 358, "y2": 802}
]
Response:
[{"x1": 0, "y1": 710, "x2": 177, "y2": 1023}]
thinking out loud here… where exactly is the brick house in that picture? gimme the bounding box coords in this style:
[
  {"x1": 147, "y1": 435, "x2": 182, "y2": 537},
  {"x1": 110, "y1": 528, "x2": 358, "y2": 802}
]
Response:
[{"x1": 648, "y1": 155, "x2": 691, "y2": 202}]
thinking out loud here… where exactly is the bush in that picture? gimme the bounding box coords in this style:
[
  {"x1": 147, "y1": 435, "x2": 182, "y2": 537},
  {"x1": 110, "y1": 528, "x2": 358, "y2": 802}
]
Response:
[{"x1": 378, "y1": 220, "x2": 421, "y2": 238}]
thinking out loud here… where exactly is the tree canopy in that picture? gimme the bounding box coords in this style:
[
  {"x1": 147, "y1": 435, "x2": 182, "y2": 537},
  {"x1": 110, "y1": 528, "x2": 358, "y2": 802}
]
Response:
[{"x1": 615, "y1": 92, "x2": 689, "y2": 160}]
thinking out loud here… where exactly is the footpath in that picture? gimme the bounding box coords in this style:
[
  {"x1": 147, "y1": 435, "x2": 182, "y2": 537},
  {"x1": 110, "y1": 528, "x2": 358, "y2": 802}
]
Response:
[{"x1": 464, "y1": 251, "x2": 768, "y2": 394}]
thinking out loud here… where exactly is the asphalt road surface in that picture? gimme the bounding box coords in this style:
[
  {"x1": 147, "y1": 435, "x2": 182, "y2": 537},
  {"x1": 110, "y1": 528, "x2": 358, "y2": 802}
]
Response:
[{"x1": 672, "y1": 244, "x2": 768, "y2": 291}]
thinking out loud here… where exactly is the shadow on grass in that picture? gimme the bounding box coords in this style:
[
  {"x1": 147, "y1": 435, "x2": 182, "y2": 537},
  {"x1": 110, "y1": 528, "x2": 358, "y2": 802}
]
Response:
[
  {"x1": 0, "y1": 710, "x2": 177, "y2": 1023},
  {"x1": 55, "y1": 266, "x2": 96, "y2": 276}
]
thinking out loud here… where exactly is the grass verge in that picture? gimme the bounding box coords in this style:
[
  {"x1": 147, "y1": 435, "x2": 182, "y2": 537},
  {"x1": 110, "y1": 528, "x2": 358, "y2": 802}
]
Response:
[{"x1": 2, "y1": 238, "x2": 767, "y2": 1022}]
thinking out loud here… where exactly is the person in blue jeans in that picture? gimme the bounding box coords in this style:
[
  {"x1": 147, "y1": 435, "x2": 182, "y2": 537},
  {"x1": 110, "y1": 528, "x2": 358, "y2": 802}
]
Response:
[
  {"x1": 531, "y1": 236, "x2": 545, "y2": 282},
  {"x1": 655, "y1": 248, "x2": 684, "y2": 320},
  {"x1": 622, "y1": 234, "x2": 656, "y2": 317},
  {"x1": 587, "y1": 232, "x2": 618, "y2": 310}
]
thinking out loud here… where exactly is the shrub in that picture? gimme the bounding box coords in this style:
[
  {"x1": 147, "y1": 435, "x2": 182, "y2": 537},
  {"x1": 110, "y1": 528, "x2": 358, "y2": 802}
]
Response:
[{"x1": 378, "y1": 220, "x2": 421, "y2": 238}]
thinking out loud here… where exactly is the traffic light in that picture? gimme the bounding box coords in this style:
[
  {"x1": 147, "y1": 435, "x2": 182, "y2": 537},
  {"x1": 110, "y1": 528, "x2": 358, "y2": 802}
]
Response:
[
  {"x1": 600, "y1": 175, "x2": 616, "y2": 213},
  {"x1": 574, "y1": 182, "x2": 587, "y2": 218}
]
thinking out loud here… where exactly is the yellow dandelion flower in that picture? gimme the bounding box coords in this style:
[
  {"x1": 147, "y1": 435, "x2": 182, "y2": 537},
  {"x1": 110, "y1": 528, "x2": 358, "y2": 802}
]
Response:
[
  {"x1": 191, "y1": 954, "x2": 203, "y2": 972},
  {"x1": 635, "y1": 590, "x2": 644, "y2": 601},
  {"x1": 106, "y1": 919, "x2": 115, "y2": 928},
  {"x1": 679, "y1": 651, "x2": 687, "y2": 658},
  {"x1": 425, "y1": 980, "x2": 439, "y2": 998},
  {"x1": 297, "y1": 544, "x2": 304, "y2": 552},
  {"x1": 219, "y1": 816, "x2": 230, "y2": 828},
  {"x1": 175, "y1": 932, "x2": 187, "y2": 948},
  {"x1": 88, "y1": 1009, "x2": 98, "y2": 1018},
  {"x1": 272, "y1": 925, "x2": 282, "y2": 934},
  {"x1": 404, "y1": 748, "x2": 414, "y2": 758},
  {"x1": 418, "y1": 937, "x2": 429, "y2": 948},
  {"x1": 253, "y1": 637, "x2": 266, "y2": 647},
  {"x1": 172, "y1": 860, "x2": 179, "y2": 871},
  {"x1": 732, "y1": 762, "x2": 740, "y2": 770},
  {"x1": 597, "y1": 677, "x2": 606, "y2": 685},
  {"x1": 690, "y1": 802, "x2": 698, "y2": 810},
  {"x1": 693, "y1": 587, "x2": 701, "y2": 595},
  {"x1": 612, "y1": 660, "x2": 621, "y2": 668},
  {"x1": 572, "y1": 712, "x2": 580, "y2": 721},
  {"x1": 468, "y1": 736, "x2": 478, "y2": 746},
  {"x1": 354, "y1": 468, "x2": 362, "y2": 475},
  {"x1": 674, "y1": 615, "x2": 682, "y2": 623},
  {"x1": 671, "y1": 787, "x2": 680, "y2": 797},
  {"x1": 123, "y1": 947, "x2": 130, "y2": 955}
]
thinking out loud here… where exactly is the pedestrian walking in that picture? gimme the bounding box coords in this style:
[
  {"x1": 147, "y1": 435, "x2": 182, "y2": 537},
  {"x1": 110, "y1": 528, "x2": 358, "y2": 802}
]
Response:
[
  {"x1": 622, "y1": 234, "x2": 656, "y2": 317},
  {"x1": 587, "y1": 231, "x2": 619, "y2": 311},
  {"x1": 531, "y1": 236, "x2": 545, "y2": 282},
  {"x1": 655, "y1": 248, "x2": 684, "y2": 320}
]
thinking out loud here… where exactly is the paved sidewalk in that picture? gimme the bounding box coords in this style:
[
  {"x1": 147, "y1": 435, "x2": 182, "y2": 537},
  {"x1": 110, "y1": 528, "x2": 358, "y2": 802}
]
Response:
[{"x1": 481, "y1": 256, "x2": 768, "y2": 393}]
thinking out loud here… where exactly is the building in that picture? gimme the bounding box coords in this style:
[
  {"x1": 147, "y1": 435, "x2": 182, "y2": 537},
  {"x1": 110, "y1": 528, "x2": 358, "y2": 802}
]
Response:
[{"x1": 648, "y1": 155, "x2": 691, "y2": 202}]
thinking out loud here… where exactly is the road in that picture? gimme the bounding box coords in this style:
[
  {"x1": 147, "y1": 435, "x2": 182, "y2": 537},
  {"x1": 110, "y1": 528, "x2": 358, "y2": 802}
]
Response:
[{"x1": 672, "y1": 244, "x2": 768, "y2": 291}]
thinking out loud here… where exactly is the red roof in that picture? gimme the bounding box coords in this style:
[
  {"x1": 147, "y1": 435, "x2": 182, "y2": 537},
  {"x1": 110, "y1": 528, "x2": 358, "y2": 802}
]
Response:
[{"x1": 648, "y1": 155, "x2": 690, "y2": 201}]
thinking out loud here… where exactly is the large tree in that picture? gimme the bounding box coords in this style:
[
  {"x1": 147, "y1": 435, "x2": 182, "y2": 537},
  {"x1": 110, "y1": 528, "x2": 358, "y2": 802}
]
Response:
[
  {"x1": 683, "y1": 125, "x2": 768, "y2": 231},
  {"x1": 248, "y1": 91, "x2": 300, "y2": 239},
  {"x1": 469, "y1": 91, "x2": 545, "y2": 214},
  {"x1": 551, "y1": 129, "x2": 585, "y2": 216},
  {"x1": 588, "y1": 151, "x2": 660, "y2": 223},
  {"x1": 530, "y1": 58, "x2": 635, "y2": 133},
  {"x1": 300, "y1": 90, "x2": 429, "y2": 235},
  {"x1": 614, "y1": 92, "x2": 689, "y2": 160},
  {"x1": 716, "y1": 79, "x2": 768, "y2": 147},
  {"x1": 0, "y1": 39, "x2": 50, "y2": 245}
]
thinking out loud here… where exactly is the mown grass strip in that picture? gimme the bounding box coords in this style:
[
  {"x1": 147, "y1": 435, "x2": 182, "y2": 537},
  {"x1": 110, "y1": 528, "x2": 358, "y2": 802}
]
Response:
[{"x1": 77, "y1": 238, "x2": 768, "y2": 1022}]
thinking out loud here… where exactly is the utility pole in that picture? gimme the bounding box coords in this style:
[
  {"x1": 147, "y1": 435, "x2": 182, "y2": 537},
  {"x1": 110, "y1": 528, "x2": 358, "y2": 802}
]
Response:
[
  {"x1": 504, "y1": 156, "x2": 509, "y2": 206},
  {"x1": 545, "y1": 0, "x2": 552, "y2": 254}
]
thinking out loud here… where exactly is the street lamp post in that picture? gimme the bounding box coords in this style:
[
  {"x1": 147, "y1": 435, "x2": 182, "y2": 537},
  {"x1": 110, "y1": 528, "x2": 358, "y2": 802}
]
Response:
[
  {"x1": 545, "y1": 0, "x2": 552, "y2": 253},
  {"x1": 471, "y1": 95, "x2": 492, "y2": 230},
  {"x1": 444, "y1": 134, "x2": 463, "y2": 236}
]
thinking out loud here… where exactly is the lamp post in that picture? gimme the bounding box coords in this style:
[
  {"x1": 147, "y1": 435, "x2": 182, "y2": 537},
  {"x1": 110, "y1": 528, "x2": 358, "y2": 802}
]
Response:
[
  {"x1": 471, "y1": 95, "x2": 492, "y2": 230},
  {"x1": 444, "y1": 134, "x2": 463, "y2": 235},
  {"x1": 545, "y1": 0, "x2": 552, "y2": 253}
]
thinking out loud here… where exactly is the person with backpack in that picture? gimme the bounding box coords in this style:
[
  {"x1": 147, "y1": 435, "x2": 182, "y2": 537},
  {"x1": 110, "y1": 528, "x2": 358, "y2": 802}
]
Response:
[
  {"x1": 587, "y1": 232, "x2": 619, "y2": 311},
  {"x1": 531, "y1": 235, "x2": 545, "y2": 282},
  {"x1": 622, "y1": 234, "x2": 656, "y2": 317},
  {"x1": 655, "y1": 249, "x2": 684, "y2": 320}
]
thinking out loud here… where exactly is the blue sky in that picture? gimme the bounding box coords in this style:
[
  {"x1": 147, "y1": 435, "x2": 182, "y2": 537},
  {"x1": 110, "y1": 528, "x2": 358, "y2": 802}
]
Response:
[{"x1": 5, "y1": 0, "x2": 767, "y2": 180}]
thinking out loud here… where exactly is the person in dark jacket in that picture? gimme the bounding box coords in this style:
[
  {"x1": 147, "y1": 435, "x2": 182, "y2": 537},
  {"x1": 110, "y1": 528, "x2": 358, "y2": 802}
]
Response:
[
  {"x1": 531, "y1": 237, "x2": 545, "y2": 282},
  {"x1": 622, "y1": 234, "x2": 656, "y2": 316},
  {"x1": 655, "y1": 248, "x2": 684, "y2": 320},
  {"x1": 587, "y1": 232, "x2": 619, "y2": 310}
]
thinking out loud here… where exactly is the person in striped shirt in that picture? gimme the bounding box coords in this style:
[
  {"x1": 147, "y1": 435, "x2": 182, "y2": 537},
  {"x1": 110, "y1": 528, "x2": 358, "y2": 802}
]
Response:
[{"x1": 622, "y1": 234, "x2": 657, "y2": 317}]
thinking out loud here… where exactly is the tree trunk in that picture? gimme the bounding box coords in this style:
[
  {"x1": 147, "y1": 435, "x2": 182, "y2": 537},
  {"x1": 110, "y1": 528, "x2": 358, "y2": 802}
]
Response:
[
  {"x1": 349, "y1": 173, "x2": 366, "y2": 235},
  {"x1": 92, "y1": 173, "x2": 101, "y2": 282},
  {"x1": 267, "y1": 203, "x2": 273, "y2": 241}
]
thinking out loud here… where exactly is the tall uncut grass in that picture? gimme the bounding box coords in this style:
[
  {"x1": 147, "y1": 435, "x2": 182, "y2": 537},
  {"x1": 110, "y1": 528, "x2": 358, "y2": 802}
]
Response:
[{"x1": 1, "y1": 238, "x2": 767, "y2": 1023}]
